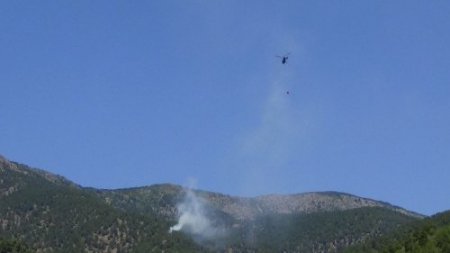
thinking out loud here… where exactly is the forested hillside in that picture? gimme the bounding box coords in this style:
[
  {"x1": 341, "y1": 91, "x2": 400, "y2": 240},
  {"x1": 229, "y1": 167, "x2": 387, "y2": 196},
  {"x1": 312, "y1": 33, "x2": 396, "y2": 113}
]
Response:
[
  {"x1": 345, "y1": 210, "x2": 450, "y2": 253},
  {"x1": 0, "y1": 156, "x2": 204, "y2": 252},
  {"x1": 0, "y1": 155, "x2": 426, "y2": 252},
  {"x1": 0, "y1": 238, "x2": 31, "y2": 253}
]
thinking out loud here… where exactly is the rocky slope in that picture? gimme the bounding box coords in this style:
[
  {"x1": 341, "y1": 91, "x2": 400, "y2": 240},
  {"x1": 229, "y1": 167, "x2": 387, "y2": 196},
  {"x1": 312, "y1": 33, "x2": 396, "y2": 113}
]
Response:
[
  {"x1": 97, "y1": 183, "x2": 422, "y2": 222},
  {"x1": 0, "y1": 155, "x2": 424, "y2": 252}
]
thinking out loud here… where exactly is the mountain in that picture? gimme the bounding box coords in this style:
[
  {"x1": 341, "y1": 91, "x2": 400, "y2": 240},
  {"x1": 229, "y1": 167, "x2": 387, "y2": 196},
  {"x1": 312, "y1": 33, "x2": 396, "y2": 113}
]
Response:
[
  {"x1": 344, "y1": 210, "x2": 450, "y2": 253},
  {"x1": 95, "y1": 183, "x2": 422, "y2": 223},
  {"x1": 0, "y1": 155, "x2": 424, "y2": 252},
  {"x1": 0, "y1": 155, "x2": 203, "y2": 252},
  {"x1": 95, "y1": 185, "x2": 423, "y2": 252}
]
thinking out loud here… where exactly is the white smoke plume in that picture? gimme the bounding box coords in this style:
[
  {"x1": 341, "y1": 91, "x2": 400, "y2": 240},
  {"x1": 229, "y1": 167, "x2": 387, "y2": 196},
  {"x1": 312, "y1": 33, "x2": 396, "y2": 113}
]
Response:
[
  {"x1": 169, "y1": 185, "x2": 225, "y2": 242},
  {"x1": 169, "y1": 189, "x2": 210, "y2": 234}
]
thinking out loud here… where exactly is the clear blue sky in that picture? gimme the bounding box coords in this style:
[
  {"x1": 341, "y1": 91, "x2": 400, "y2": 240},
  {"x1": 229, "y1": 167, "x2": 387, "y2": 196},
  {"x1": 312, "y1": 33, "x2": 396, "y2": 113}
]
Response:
[{"x1": 1, "y1": 1, "x2": 449, "y2": 215}]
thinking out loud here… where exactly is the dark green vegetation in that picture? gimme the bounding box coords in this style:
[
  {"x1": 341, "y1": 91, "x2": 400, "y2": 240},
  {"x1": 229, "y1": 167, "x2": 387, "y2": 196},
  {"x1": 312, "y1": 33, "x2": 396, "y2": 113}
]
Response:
[
  {"x1": 345, "y1": 210, "x2": 450, "y2": 253},
  {"x1": 0, "y1": 156, "x2": 204, "y2": 252},
  {"x1": 229, "y1": 207, "x2": 417, "y2": 252},
  {"x1": 0, "y1": 238, "x2": 32, "y2": 253},
  {"x1": 1, "y1": 155, "x2": 444, "y2": 252}
]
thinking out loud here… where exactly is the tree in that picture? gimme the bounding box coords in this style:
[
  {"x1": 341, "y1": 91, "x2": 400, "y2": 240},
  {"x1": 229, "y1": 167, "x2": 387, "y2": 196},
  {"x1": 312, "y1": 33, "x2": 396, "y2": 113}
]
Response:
[{"x1": 0, "y1": 238, "x2": 32, "y2": 253}]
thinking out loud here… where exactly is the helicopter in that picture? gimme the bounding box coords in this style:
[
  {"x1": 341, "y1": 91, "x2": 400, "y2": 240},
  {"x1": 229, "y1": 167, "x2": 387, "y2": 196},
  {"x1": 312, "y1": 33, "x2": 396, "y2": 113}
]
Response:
[{"x1": 276, "y1": 53, "x2": 290, "y2": 64}]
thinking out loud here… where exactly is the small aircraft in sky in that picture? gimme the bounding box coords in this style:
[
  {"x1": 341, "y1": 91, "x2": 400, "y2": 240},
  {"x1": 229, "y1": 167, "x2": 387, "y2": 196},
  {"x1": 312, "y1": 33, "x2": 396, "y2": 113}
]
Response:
[{"x1": 276, "y1": 53, "x2": 290, "y2": 64}]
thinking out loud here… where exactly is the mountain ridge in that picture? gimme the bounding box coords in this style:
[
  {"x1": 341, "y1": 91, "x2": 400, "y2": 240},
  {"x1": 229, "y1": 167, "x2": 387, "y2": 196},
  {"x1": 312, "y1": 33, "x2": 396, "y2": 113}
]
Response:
[
  {"x1": 1, "y1": 155, "x2": 423, "y2": 220},
  {"x1": 95, "y1": 183, "x2": 424, "y2": 222},
  {"x1": 0, "y1": 154, "x2": 427, "y2": 252}
]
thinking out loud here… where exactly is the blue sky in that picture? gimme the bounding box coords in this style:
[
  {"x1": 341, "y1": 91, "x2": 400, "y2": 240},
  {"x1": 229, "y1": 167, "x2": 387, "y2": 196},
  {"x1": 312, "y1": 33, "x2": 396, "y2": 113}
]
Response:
[{"x1": 1, "y1": 1, "x2": 449, "y2": 215}]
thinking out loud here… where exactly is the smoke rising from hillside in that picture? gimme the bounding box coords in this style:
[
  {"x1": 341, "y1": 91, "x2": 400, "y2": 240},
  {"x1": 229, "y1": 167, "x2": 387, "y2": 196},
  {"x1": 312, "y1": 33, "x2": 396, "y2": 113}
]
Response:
[
  {"x1": 169, "y1": 186, "x2": 225, "y2": 242},
  {"x1": 169, "y1": 189, "x2": 210, "y2": 234}
]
